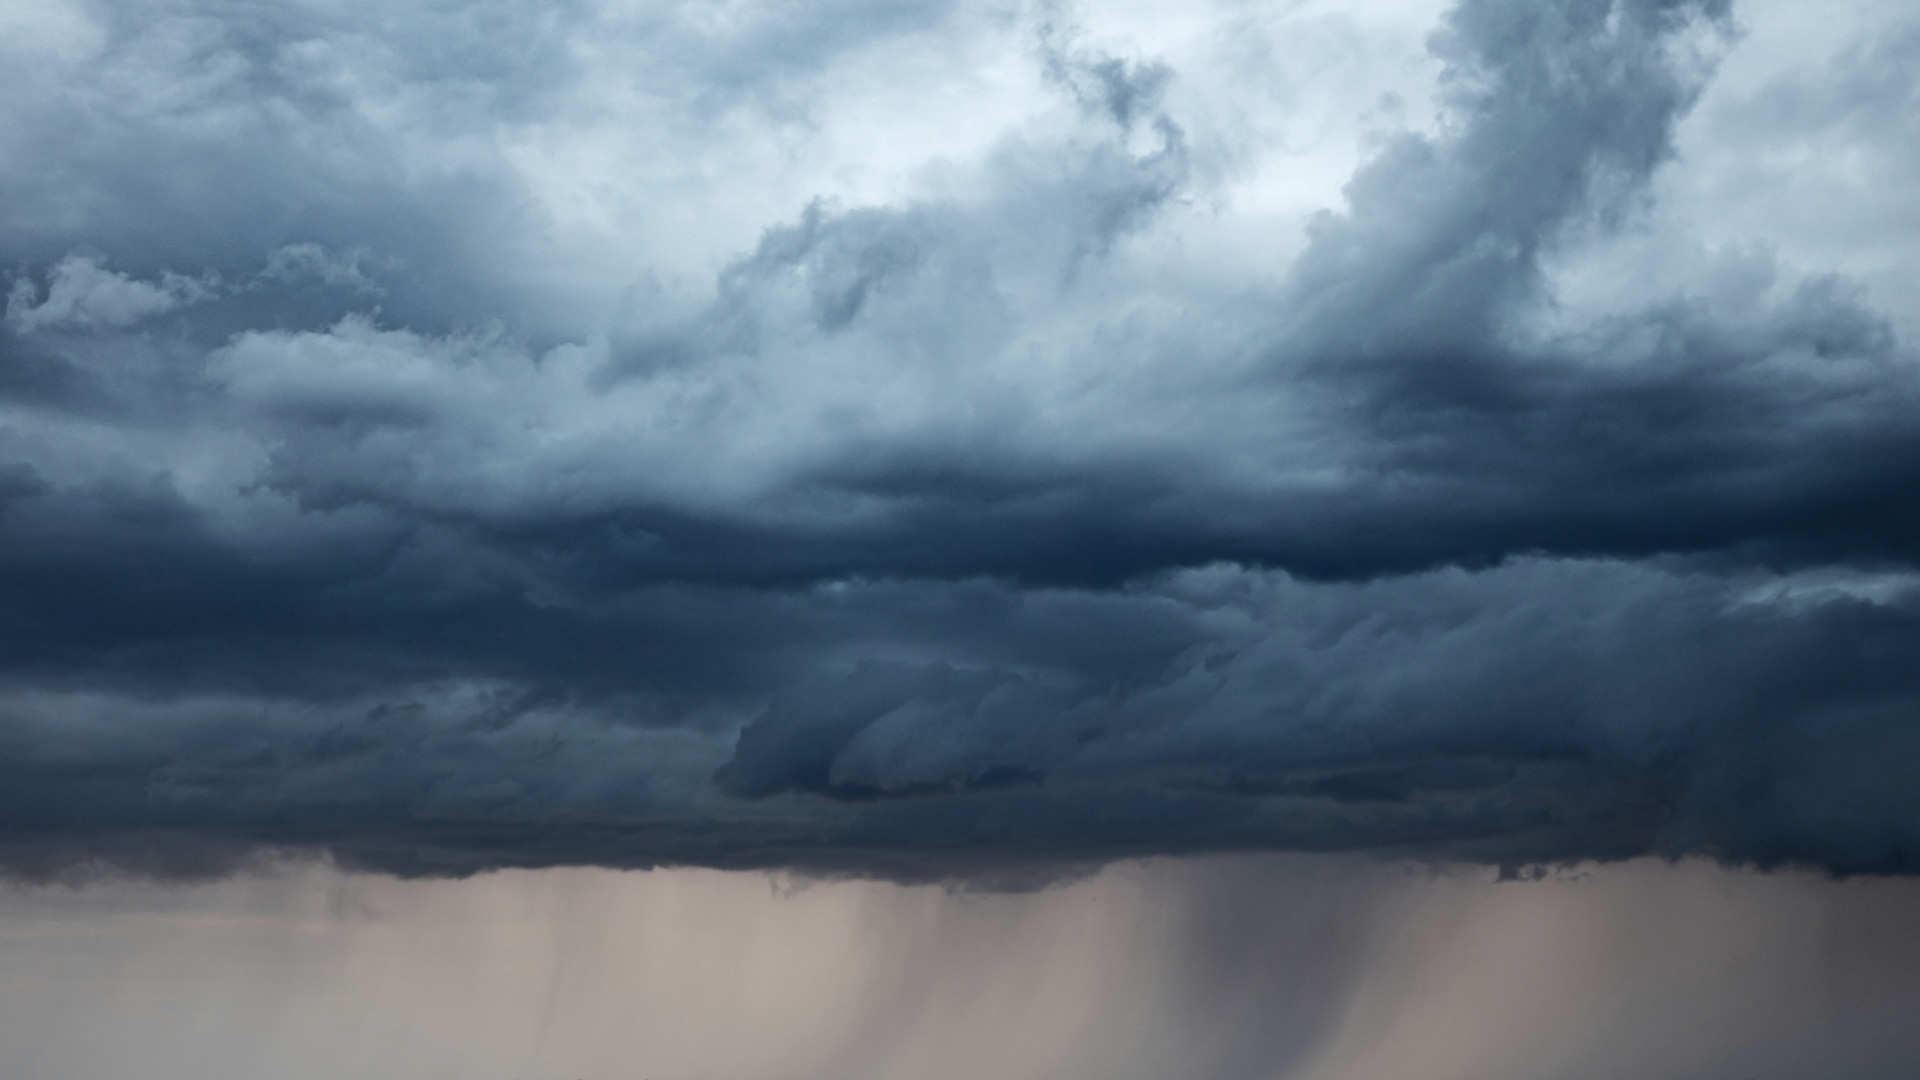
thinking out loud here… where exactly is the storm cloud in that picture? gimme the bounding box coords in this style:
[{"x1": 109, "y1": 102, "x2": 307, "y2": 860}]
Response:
[{"x1": 2, "y1": 0, "x2": 1918, "y2": 881}]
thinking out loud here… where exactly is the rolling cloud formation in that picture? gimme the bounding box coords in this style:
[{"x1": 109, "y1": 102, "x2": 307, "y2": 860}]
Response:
[{"x1": 2, "y1": 0, "x2": 1918, "y2": 879}]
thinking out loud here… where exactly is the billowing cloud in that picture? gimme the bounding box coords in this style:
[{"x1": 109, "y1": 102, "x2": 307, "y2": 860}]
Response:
[{"x1": 2, "y1": 0, "x2": 1917, "y2": 881}]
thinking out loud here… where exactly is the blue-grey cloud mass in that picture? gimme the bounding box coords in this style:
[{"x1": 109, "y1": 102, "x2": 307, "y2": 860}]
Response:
[{"x1": 2, "y1": 0, "x2": 1918, "y2": 881}]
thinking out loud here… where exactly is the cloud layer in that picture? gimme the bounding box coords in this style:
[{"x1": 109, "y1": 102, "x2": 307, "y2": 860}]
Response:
[{"x1": 2, "y1": 0, "x2": 1917, "y2": 880}]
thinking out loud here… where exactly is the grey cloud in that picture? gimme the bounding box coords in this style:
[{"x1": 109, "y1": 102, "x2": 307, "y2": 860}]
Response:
[
  {"x1": 1, "y1": 0, "x2": 1918, "y2": 882},
  {"x1": 5, "y1": 254, "x2": 212, "y2": 334},
  {"x1": 2, "y1": 560, "x2": 1916, "y2": 880},
  {"x1": 1284, "y1": 0, "x2": 1732, "y2": 352}
]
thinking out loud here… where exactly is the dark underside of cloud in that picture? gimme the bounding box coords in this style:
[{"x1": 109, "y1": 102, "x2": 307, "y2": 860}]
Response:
[{"x1": 2, "y1": 0, "x2": 1917, "y2": 882}]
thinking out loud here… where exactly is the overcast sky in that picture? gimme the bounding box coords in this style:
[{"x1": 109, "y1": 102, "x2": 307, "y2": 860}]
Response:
[
  {"x1": 4, "y1": 0, "x2": 1918, "y2": 882},
  {"x1": 3, "y1": 0, "x2": 1920, "y2": 1068},
  {"x1": 3, "y1": 0, "x2": 1920, "y2": 1071}
]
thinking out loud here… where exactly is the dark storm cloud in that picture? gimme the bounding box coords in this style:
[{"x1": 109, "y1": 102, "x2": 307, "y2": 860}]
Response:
[{"x1": 1, "y1": 0, "x2": 1917, "y2": 881}]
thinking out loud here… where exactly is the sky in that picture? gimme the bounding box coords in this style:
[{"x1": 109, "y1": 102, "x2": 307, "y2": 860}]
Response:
[
  {"x1": 4, "y1": 857, "x2": 1920, "y2": 1080},
  {"x1": 2, "y1": 0, "x2": 1919, "y2": 1074}
]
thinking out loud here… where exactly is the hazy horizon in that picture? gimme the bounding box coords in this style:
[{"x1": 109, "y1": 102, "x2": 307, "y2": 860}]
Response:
[{"x1": 7, "y1": 856, "x2": 1920, "y2": 1079}]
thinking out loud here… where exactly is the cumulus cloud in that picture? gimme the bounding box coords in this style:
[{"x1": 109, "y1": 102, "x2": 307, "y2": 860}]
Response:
[
  {"x1": 1, "y1": 0, "x2": 1917, "y2": 881},
  {"x1": 5, "y1": 254, "x2": 211, "y2": 333}
]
